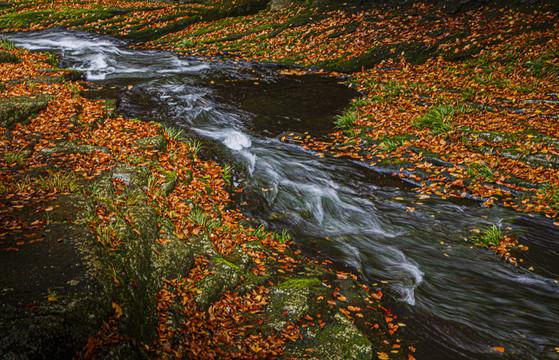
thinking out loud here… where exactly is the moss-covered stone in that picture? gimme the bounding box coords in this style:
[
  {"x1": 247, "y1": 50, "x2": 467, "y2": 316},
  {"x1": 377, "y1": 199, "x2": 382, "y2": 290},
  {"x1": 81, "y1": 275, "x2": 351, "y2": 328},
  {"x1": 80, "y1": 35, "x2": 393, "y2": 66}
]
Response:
[
  {"x1": 101, "y1": 98, "x2": 119, "y2": 119},
  {"x1": 321, "y1": 41, "x2": 437, "y2": 73},
  {"x1": 115, "y1": 205, "x2": 160, "y2": 343},
  {"x1": 0, "y1": 224, "x2": 110, "y2": 359},
  {"x1": 277, "y1": 277, "x2": 321, "y2": 290},
  {"x1": 110, "y1": 163, "x2": 150, "y2": 188},
  {"x1": 161, "y1": 171, "x2": 177, "y2": 196},
  {"x1": 286, "y1": 313, "x2": 372, "y2": 360},
  {"x1": 266, "y1": 286, "x2": 310, "y2": 330},
  {"x1": 0, "y1": 95, "x2": 50, "y2": 129},
  {"x1": 135, "y1": 135, "x2": 167, "y2": 153},
  {"x1": 224, "y1": 245, "x2": 252, "y2": 273},
  {"x1": 38, "y1": 68, "x2": 84, "y2": 81},
  {"x1": 38, "y1": 140, "x2": 108, "y2": 156},
  {"x1": 48, "y1": 193, "x2": 95, "y2": 222},
  {"x1": 153, "y1": 236, "x2": 195, "y2": 282},
  {"x1": 0, "y1": 50, "x2": 18, "y2": 64},
  {"x1": 194, "y1": 261, "x2": 242, "y2": 308}
]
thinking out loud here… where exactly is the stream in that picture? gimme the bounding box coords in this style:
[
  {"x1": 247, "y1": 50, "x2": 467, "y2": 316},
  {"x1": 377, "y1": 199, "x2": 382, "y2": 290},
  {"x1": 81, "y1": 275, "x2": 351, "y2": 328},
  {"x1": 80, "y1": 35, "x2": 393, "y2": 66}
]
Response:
[{"x1": 7, "y1": 30, "x2": 559, "y2": 360}]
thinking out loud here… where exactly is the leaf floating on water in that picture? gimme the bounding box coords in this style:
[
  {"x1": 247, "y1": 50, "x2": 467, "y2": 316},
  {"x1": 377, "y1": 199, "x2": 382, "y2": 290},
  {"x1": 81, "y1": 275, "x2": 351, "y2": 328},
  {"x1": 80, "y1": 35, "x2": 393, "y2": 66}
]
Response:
[{"x1": 492, "y1": 346, "x2": 505, "y2": 353}]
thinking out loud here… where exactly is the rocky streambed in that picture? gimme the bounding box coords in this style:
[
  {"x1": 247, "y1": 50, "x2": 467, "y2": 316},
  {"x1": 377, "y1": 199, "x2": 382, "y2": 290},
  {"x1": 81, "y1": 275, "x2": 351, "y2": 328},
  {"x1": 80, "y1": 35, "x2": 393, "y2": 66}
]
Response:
[{"x1": 0, "y1": 33, "x2": 409, "y2": 359}]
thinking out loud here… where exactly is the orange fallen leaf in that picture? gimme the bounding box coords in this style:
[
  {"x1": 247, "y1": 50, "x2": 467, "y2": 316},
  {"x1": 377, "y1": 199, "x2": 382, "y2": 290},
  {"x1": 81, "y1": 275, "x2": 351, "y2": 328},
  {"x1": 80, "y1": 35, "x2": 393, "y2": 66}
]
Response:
[{"x1": 377, "y1": 352, "x2": 389, "y2": 360}]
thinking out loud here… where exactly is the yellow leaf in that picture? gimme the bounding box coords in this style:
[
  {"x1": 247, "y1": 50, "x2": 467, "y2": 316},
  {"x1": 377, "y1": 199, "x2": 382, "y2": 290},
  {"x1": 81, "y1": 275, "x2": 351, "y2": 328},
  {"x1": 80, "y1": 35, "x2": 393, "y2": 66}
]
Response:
[
  {"x1": 112, "y1": 302, "x2": 123, "y2": 318},
  {"x1": 377, "y1": 352, "x2": 389, "y2": 360}
]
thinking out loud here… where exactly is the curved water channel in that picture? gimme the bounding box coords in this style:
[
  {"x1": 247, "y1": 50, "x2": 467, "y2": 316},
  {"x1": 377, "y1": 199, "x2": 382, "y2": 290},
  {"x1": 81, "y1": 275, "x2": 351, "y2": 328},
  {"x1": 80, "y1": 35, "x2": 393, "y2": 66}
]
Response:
[{"x1": 7, "y1": 30, "x2": 559, "y2": 359}]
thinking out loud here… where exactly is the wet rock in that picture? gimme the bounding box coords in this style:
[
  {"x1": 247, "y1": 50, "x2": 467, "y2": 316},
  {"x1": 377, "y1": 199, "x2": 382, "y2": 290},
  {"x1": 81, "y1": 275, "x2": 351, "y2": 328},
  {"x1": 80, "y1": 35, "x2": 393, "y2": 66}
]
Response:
[
  {"x1": 194, "y1": 260, "x2": 242, "y2": 309},
  {"x1": 116, "y1": 205, "x2": 160, "y2": 342},
  {"x1": 37, "y1": 68, "x2": 84, "y2": 81},
  {"x1": 287, "y1": 313, "x2": 372, "y2": 360},
  {"x1": 268, "y1": 0, "x2": 292, "y2": 11},
  {"x1": 38, "y1": 140, "x2": 108, "y2": 155},
  {"x1": 160, "y1": 171, "x2": 177, "y2": 196},
  {"x1": 0, "y1": 50, "x2": 18, "y2": 64},
  {"x1": 48, "y1": 193, "x2": 95, "y2": 222},
  {"x1": 188, "y1": 235, "x2": 218, "y2": 258},
  {"x1": 0, "y1": 224, "x2": 110, "y2": 359},
  {"x1": 266, "y1": 285, "x2": 311, "y2": 330},
  {"x1": 0, "y1": 95, "x2": 50, "y2": 129},
  {"x1": 153, "y1": 235, "x2": 195, "y2": 281},
  {"x1": 135, "y1": 135, "x2": 167, "y2": 153},
  {"x1": 110, "y1": 163, "x2": 150, "y2": 188}
]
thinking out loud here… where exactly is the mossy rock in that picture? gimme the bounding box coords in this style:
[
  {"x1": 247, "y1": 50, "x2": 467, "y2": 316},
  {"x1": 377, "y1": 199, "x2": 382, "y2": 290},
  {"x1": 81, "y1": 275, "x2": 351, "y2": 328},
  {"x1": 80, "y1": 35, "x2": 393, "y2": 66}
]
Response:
[
  {"x1": 101, "y1": 98, "x2": 119, "y2": 119},
  {"x1": 152, "y1": 234, "x2": 195, "y2": 282},
  {"x1": 266, "y1": 285, "x2": 311, "y2": 330},
  {"x1": 321, "y1": 41, "x2": 437, "y2": 73},
  {"x1": 194, "y1": 260, "x2": 242, "y2": 309},
  {"x1": 285, "y1": 312, "x2": 372, "y2": 360},
  {"x1": 161, "y1": 171, "x2": 177, "y2": 196},
  {"x1": 0, "y1": 224, "x2": 110, "y2": 359},
  {"x1": 110, "y1": 163, "x2": 150, "y2": 188},
  {"x1": 48, "y1": 193, "x2": 95, "y2": 223},
  {"x1": 6, "y1": 75, "x2": 69, "y2": 87},
  {"x1": 115, "y1": 205, "x2": 160, "y2": 343},
  {"x1": 37, "y1": 68, "x2": 85, "y2": 81},
  {"x1": 0, "y1": 95, "x2": 50, "y2": 129},
  {"x1": 268, "y1": 0, "x2": 292, "y2": 11},
  {"x1": 38, "y1": 140, "x2": 108, "y2": 156},
  {"x1": 135, "y1": 135, "x2": 167, "y2": 153},
  {"x1": 188, "y1": 235, "x2": 218, "y2": 258},
  {"x1": 0, "y1": 50, "x2": 18, "y2": 64}
]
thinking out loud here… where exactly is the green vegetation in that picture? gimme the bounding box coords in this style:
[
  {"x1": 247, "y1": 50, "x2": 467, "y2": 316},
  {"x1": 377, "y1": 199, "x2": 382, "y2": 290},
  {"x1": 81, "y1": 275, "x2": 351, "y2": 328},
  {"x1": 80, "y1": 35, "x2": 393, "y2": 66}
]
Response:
[
  {"x1": 3, "y1": 149, "x2": 28, "y2": 166},
  {"x1": 334, "y1": 112, "x2": 359, "y2": 128},
  {"x1": 34, "y1": 172, "x2": 80, "y2": 192},
  {"x1": 413, "y1": 105, "x2": 462, "y2": 134},
  {"x1": 467, "y1": 161, "x2": 495, "y2": 182},
  {"x1": 381, "y1": 137, "x2": 405, "y2": 152},
  {"x1": 277, "y1": 278, "x2": 321, "y2": 290},
  {"x1": 542, "y1": 183, "x2": 559, "y2": 211},
  {"x1": 474, "y1": 224, "x2": 503, "y2": 248}
]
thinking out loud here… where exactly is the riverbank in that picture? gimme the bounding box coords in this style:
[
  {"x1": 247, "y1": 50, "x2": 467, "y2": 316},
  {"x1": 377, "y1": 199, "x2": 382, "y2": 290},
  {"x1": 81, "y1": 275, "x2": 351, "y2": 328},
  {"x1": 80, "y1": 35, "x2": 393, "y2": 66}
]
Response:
[{"x1": 0, "y1": 37, "x2": 413, "y2": 359}]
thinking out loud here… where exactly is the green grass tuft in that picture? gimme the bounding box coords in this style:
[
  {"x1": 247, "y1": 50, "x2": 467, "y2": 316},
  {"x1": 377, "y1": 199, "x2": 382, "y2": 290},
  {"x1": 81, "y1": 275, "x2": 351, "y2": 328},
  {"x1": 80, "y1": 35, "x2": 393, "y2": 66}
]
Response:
[{"x1": 474, "y1": 224, "x2": 503, "y2": 248}]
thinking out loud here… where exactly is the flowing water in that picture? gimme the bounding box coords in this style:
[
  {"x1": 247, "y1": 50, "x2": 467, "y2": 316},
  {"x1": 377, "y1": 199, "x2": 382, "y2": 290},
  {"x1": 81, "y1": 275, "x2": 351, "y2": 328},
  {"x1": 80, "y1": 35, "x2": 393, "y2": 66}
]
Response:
[{"x1": 8, "y1": 30, "x2": 559, "y2": 359}]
